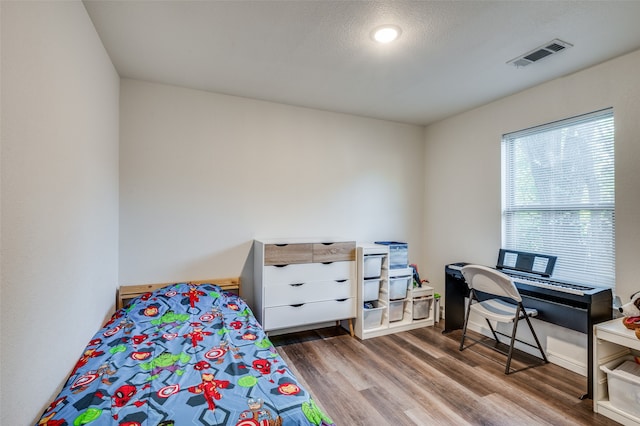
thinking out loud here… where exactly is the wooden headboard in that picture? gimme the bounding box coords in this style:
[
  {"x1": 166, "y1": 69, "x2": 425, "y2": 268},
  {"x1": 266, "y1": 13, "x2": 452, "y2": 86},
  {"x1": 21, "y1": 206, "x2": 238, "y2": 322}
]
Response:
[{"x1": 116, "y1": 277, "x2": 241, "y2": 310}]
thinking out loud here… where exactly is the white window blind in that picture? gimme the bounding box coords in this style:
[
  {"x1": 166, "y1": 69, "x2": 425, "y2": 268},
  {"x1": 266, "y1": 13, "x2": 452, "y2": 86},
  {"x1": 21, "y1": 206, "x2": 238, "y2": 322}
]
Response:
[{"x1": 502, "y1": 108, "x2": 615, "y2": 288}]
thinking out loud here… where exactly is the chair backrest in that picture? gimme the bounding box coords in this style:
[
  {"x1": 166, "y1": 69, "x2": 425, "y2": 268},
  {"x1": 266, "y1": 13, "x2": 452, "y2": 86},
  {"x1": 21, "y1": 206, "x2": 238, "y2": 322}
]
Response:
[{"x1": 461, "y1": 264, "x2": 522, "y2": 302}]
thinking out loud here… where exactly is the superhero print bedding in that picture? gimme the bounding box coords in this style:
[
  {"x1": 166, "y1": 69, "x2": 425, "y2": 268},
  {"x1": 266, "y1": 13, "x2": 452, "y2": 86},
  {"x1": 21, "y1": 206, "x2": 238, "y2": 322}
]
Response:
[{"x1": 37, "y1": 282, "x2": 334, "y2": 425}]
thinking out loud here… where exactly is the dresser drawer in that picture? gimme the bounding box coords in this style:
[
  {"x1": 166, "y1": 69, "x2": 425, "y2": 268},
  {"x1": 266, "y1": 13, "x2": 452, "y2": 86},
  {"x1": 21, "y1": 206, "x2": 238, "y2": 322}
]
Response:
[
  {"x1": 263, "y1": 298, "x2": 356, "y2": 331},
  {"x1": 264, "y1": 279, "x2": 354, "y2": 307},
  {"x1": 263, "y1": 261, "x2": 353, "y2": 286},
  {"x1": 264, "y1": 243, "x2": 313, "y2": 265},
  {"x1": 312, "y1": 241, "x2": 355, "y2": 262}
]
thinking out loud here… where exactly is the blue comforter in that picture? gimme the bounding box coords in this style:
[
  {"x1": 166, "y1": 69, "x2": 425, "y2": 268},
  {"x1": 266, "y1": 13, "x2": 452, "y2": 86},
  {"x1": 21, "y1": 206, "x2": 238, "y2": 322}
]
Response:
[{"x1": 37, "y1": 283, "x2": 334, "y2": 426}]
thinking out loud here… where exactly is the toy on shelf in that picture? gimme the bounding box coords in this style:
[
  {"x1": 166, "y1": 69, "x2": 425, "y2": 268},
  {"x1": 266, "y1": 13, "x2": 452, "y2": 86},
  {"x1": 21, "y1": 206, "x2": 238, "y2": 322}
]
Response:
[
  {"x1": 619, "y1": 291, "x2": 640, "y2": 338},
  {"x1": 410, "y1": 263, "x2": 429, "y2": 288}
]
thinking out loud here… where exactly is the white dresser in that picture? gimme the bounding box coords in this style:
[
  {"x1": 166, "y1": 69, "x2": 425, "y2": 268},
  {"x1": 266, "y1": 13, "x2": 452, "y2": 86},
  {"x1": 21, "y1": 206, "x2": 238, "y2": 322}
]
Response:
[{"x1": 253, "y1": 239, "x2": 356, "y2": 334}]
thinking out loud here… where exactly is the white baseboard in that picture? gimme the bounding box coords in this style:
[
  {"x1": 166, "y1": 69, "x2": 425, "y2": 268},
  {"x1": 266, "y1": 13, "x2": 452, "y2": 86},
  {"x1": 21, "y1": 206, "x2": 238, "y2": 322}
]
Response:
[{"x1": 466, "y1": 317, "x2": 587, "y2": 377}]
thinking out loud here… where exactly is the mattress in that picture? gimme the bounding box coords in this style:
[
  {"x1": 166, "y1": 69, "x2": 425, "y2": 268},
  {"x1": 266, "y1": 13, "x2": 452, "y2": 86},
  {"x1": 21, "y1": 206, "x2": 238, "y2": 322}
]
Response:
[{"x1": 37, "y1": 282, "x2": 334, "y2": 425}]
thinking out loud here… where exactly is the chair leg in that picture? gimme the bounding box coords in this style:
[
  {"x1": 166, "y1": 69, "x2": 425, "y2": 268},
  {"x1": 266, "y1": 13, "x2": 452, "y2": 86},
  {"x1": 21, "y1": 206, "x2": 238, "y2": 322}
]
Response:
[
  {"x1": 521, "y1": 305, "x2": 548, "y2": 364},
  {"x1": 459, "y1": 291, "x2": 475, "y2": 351},
  {"x1": 504, "y1": 305, "x2": 522, "y2": 374},
  {"x1": 485, "y1": 319, "x2": 500, "y2": 343}
]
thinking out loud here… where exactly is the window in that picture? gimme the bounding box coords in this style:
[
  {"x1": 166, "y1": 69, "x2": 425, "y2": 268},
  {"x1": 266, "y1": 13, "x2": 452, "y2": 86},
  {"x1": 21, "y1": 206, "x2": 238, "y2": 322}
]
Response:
[{"x1": 502, "y1": 109, "x2": 615, "y2": 288}]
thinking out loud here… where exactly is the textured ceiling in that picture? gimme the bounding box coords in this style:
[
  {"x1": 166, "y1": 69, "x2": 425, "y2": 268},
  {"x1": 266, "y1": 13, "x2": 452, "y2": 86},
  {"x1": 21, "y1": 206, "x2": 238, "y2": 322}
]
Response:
[{"x1": 83, "y1": 0, "x2": 640, "y2": 125}]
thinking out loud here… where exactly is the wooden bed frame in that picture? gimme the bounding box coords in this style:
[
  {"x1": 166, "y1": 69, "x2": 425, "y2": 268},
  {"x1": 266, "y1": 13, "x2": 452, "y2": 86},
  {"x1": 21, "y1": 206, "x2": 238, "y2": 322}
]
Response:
[{"x1": 116, "y1": 277, "x2": 241, "y2": 310}]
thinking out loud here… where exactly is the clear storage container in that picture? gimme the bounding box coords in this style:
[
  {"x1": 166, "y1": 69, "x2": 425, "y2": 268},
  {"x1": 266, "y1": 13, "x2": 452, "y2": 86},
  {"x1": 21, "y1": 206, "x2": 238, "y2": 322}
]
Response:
[
  {"x1": 363, "y1": 278, "x2": 381, "y2": 302},
  {"x1": 363, "y1": 301, "x2": 385, "y2": 329},
  {"x1": 363, "y1": 255, "x2": 384, "y2": 279},
  {"x1": 389, "y1": 276, "x2": 410, "y2": 300},
  {"x1": 601, "y1": 357, "x2": 640, "y2": 417},
  {"x1": 413, "y1": 296, "x2": 432, "y2": 320},
  {"x1": 389, "y1": 300, "x2": 405, "y2": 322},
  {"x1": 374, "y1": 241, "x2": 408, "y2": 269}
]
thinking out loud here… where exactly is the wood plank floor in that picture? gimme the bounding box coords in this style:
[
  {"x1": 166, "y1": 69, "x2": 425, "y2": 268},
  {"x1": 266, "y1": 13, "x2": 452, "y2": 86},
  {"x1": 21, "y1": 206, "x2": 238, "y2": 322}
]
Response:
[{"x1": 271, "y1": 323, "x2": 620, "y2": 426}]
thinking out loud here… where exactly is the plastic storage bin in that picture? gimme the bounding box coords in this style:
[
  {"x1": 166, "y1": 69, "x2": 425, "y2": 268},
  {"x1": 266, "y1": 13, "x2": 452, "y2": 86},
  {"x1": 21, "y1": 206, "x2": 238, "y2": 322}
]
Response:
[
  {"x1": 374, "y1": 241, "x2": 408, "y2": 269},
  {"x1": 413, "y1": 296, "x2": 432, "y2": 320},
  {"x1": 363, "y1": 278, "x2": 381, "y2": 302},
  {"x1": 363, "y1": 255, "x2": 384, "y2": 278},
  {"x1": 389, "y1": 276, "x2": 410, "y2": 300},
  {"x1": 601, "y1": 357, "x2": 640, "y2": 417},
  {"x1": 389, "y1": 300, "x2": 405, "y2": 322},
  {"x1": 363, "y1": 301, "x2": 385, "y2": 329}
]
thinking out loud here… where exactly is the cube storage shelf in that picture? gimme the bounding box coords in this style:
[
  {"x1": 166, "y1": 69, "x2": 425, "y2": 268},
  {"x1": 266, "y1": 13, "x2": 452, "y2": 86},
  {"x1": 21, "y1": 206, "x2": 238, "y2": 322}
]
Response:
[
  {"x1": 593, "y1": 317, "x2": 640, "y2": 425},
  {"x1": 354, "y1": 243, "x2": 434, "y2": 340}
]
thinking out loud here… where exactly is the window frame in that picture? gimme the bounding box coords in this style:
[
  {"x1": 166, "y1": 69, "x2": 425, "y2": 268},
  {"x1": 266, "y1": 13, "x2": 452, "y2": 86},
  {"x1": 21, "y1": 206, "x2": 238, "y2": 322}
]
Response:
[{"x1": 501, "y1": 108, "x2": 615, "y2": 288}]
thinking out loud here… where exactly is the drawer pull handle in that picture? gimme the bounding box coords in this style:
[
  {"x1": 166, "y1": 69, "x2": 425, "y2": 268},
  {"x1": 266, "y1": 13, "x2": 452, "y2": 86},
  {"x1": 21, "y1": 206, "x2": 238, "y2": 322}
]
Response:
[
  {"x1": 322, "y1": 261, "x2": 334, "y2": 265},
  {"x1": 321, "y1": 242, "x2": 334, "y2": 246},
  {"x1": 336, "y1": 298, "x2": 348, "y2": 302},
  {"x1": 275, "y1": 244, "x2": 288, "y2": 247},
  {"x1": 274, "y1": 264, "x2": 289, "y2": 268},
  {"x1": 335, "y1": 279, "x2": 347, "y2": 283},
  {"x1": 289, "y1": 283, "x2": 305, "y2": 287},
  {"x1": 291, "y1": 303, "x2": 305, "y2": 308}
]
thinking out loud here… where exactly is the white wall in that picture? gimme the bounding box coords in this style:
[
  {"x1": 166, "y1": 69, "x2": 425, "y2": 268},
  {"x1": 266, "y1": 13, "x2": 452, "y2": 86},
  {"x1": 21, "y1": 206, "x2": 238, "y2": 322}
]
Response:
[
  {"x1": 423, "y1": 49, "x2": 640, "y2": 373},
  {"x1": 5, "y1": 2, "x2": 638, "y2": 420},
  {"x1": 119, "y1": 79, "x2": 425, "y2": 307},
  {"x1": 0, "y1": 2, "x2": 119, "y2": 423}
]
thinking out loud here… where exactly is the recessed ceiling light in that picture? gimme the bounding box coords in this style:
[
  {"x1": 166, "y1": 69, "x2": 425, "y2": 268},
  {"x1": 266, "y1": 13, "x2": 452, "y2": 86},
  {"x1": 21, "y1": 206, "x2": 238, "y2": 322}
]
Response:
[{"x1": 372, "y1": 25, "x2": 401, "y2": 43}]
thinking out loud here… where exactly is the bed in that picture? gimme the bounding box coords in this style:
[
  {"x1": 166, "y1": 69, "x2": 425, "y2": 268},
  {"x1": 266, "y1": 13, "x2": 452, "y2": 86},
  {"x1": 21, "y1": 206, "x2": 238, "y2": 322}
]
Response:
[{"x1": 37, "y1": 278, "x2": 335, "y2": 426}]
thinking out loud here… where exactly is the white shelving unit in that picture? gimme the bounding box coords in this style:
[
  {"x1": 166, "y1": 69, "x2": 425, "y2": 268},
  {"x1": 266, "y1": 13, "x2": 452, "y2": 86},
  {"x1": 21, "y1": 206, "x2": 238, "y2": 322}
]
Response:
[
  {"x1": 593, "y1": 317, "x2": 640, "y2": 426},
  {"x1": 354, "y1": 243, "x2": 434, "y2": 340}
]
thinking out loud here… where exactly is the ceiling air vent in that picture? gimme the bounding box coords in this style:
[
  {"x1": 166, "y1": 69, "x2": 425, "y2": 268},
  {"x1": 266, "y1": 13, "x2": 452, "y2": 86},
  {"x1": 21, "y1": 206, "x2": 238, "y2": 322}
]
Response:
[{"x1": 507, "y1": 39, "x2": 573, "y2": 68}]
